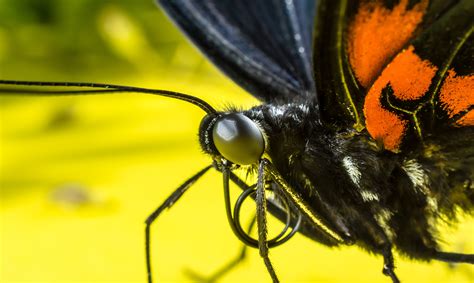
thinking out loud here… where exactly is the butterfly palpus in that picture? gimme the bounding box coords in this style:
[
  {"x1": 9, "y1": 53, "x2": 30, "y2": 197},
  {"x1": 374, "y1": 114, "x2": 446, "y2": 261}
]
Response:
[{"x1": 1, "y1": 0, "x2": 473, "y2": 282}]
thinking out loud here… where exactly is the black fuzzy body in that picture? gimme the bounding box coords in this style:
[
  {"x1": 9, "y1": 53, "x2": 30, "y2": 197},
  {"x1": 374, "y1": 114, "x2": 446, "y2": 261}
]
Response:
[
  {"x1": 161, "y1": 0, "x2": 474, "y2": 279},
  {"x1": 239, "y1": 102, "x2": 474, "y2": 260}
]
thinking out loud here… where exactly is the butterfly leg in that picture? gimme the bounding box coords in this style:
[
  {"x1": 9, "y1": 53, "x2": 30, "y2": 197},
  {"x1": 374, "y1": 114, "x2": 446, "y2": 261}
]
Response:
[
  {"x1": 382, "y1": 245, "x2": 400, "y2": 283},
  {"x1": 433, "y1": 251, "x2": 474, "y2": 264},
  {"x1": 144, "y1": 165, "x2": 212, "y2": 283},
  {"x1": 256, "y1": 159, "x2": 280, "y2": 283},
  {"x1": 185, "y1": 217, "x2": 256, "y2": 282}
]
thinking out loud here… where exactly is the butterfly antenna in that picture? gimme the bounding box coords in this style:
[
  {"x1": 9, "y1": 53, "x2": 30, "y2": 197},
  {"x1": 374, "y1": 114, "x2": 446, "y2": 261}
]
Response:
[{"x1": 0, "y1": 79, "x2": 217, "y2": 114}]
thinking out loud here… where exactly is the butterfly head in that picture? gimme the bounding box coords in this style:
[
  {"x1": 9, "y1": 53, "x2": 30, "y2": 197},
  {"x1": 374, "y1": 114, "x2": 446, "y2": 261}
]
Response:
[{"x1": 199, "y1": 112, "x2": 265, "y2": 166}]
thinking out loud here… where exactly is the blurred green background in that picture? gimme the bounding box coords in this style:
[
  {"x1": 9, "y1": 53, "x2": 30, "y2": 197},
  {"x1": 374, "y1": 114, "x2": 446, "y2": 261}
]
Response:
[{"x1": 0, "y1": 0, "x2": 472, "y2": 282}]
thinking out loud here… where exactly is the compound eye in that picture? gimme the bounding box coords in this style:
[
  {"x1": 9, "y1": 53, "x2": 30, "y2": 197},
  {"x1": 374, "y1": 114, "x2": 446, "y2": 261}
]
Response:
[{"x1": 212, "y1": 113, "x2": 265, "y2": 165}]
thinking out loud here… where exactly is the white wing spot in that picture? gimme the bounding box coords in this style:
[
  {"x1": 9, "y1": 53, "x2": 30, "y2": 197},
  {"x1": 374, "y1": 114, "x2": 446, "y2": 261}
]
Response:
[
  {"x1": 360, "y1": 190, "x2": 380, "y2": 202},
  {"x1": 298, "y1": 104, "x2": 309, "y2": 113},
  {"x1": 269, "y1": 105, "x2": 287, "y2": 117},
  {"x1": 402, "y1": 159, "x2": 438, "y2": 211},
  {"x1": 342, "y1": 156, "x2": 361, "y2": 186},
  {"x1": 403, "y1": 160, "x2": 427, "y2": 189}
]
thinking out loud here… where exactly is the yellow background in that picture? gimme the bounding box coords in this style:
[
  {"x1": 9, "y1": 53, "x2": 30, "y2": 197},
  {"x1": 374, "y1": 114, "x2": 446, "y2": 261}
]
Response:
[{"x1": 0, "y1": 1, "x2": 472, "y2": 282}]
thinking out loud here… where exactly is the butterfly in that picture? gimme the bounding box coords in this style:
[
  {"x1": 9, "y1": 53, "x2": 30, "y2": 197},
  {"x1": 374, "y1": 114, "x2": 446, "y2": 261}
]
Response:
[{"x1": 0, "y1": 0, "x2": 472, "y2": 282}]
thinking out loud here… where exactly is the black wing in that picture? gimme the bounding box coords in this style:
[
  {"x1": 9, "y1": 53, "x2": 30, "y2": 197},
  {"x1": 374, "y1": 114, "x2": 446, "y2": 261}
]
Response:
[{"x1": 157, "y1": 0, "x2": 317, "y2": 104}]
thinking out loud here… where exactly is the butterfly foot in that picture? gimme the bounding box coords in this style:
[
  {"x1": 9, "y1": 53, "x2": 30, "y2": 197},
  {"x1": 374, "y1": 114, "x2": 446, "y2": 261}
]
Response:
[
  {"x1": 183, "y1": 268, "x2": 218, "y2": 283},
  {"x1": 382, "y1": 263, "x2": 400, "y2": 283},
  {"x1": 382, "y1": 246, "x2": 400, "y2": 283}
]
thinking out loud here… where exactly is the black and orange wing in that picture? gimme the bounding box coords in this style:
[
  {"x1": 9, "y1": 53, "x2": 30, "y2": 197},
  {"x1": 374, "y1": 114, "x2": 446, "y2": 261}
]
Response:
[
  {"x1": 315, "y1": 0, "x2": 434, "y2": 129},
  {"x1": 158, "y1": 0, "x2": 472, "y2": 153},
  {"x1": 316, "y1": 0, "x2": 472, "y2": 152},
  {"x1": 359, "y1": 0, "x2": 473, "y2": 151}
]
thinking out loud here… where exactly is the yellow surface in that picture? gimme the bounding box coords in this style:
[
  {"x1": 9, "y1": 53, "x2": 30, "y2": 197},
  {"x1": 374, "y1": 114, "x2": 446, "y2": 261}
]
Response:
[
  {"x1": 0, "y1": 2, "x2": 473, "y2": 283},
  {"x1": 1, "y1": 73, "x2": 473, "y2": 283}
]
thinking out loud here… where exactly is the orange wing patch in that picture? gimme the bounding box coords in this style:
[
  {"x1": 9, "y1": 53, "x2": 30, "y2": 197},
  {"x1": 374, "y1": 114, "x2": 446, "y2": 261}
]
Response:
[
  {"x1": 439, "y1": 70, "x2": 474, "y2": 125},
  {"x1": 364, "y1": 97, "x2": 408, "y2": 151},
  {"x1": 347, "y1": 0, "x2": 428, "y2": 88},
  {"x1": 457, "y1": 111, "x2": 474, "y2": 126},
  {"x1": 364, "y1": 45, "x2": 437, "y2": 151},
  {"x1": 386, "y1": 46, "x2": 437, "y2": 100}
]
